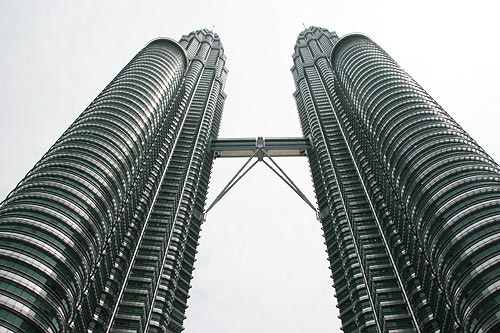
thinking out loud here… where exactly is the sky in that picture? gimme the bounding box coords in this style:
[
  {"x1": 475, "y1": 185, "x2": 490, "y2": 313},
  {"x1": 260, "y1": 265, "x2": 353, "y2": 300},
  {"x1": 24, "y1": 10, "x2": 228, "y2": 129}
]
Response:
[{"x1": 0, "y1": 1, "x2": 499, "y2": 332}]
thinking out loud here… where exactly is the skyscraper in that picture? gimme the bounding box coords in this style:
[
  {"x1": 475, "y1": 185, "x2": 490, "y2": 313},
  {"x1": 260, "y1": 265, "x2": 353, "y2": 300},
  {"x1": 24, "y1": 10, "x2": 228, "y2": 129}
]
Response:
[
  {"x1": 292, "y1": 27, "x2": 500, "y2": 332},
  {"x1": 0, "y1": 25, "x2": 499, "y2": 333},
  {"x1": 0, "y1": 29, "x2": 227, "y2": 332}
]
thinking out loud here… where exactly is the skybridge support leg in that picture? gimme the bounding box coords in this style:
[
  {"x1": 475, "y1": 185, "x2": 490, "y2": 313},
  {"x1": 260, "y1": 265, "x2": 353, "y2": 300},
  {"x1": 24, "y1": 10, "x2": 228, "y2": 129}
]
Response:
[{"x1": 204, "y1": 139, "x2": 317, "y2": 217}]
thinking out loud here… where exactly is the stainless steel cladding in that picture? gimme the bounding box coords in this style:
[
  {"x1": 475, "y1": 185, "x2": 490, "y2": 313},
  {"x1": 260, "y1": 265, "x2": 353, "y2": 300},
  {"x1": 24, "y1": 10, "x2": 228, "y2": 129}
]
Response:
[
  {"x1": 0, "y1": 30, "x2": 227, "y2": 333},
  {"x1": 293, "y1": 27, "x2": 500, "y2": 332}
]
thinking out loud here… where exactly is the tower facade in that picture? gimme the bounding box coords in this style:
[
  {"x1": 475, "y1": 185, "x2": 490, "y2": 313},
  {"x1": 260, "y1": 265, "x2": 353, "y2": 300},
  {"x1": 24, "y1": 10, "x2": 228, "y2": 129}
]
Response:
[
  {"x1": 0, "y1": 29, "x2": 227, "y2": 332},
  {"x1": 292, "y1": 27, "x2": 500, "y2": 332},
  {"x1": 1, "y1": 25, "x2": 500, "y2": 333}
]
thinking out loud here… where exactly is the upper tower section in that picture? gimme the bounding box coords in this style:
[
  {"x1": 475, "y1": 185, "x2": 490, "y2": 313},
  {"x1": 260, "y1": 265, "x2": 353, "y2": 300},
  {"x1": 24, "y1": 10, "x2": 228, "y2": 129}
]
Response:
[{"x1": 291, "y1": 26, "x2": 338, "y2": 83}]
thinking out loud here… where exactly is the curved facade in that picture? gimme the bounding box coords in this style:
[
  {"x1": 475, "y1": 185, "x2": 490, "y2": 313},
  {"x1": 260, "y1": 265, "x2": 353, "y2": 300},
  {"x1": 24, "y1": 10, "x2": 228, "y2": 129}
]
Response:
[
  {"x1": 106, "y1": 30, "x2": 227, "y2": 333},
  {"x1": 293, "y1": 27, "x2": 500, "y2": 332},
  {"x1": 292, "y1": 27, "x2": 425, "y2": 332},
  {"x1": 1, "y1": 25, "x2": 499, "y2": 333},
  {"x1": 0, "y1": 30, "x2": 227, "y2": 333},
  {"x1": 331, "y1": 34, "x2": 500, "y2": 332}
]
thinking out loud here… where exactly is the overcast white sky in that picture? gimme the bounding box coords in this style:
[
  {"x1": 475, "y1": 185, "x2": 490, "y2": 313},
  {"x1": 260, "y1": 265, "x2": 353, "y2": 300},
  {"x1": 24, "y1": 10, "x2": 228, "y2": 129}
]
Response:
[{"x1": 1, "y1": 1, "x2": 499, "y2": 332}]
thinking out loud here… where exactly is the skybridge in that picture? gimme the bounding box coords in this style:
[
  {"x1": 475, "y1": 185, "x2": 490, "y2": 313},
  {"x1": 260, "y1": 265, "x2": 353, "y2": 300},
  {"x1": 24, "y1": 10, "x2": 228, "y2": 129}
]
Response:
[
  {"x1": 211, "y1": 136, "x2": 310, "y2": 159},
  {"x1": 206, "y1": 136, "x2": 316, "y2": 215}
]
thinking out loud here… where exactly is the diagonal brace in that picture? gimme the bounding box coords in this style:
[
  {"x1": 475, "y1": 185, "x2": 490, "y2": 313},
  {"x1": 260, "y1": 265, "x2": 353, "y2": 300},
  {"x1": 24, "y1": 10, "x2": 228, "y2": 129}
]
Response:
[
  {"x1": 261, "y1": 151, "x2": 317, "y2": 212},
  {"x1": 205, "y1": 151, "x2": 259, "y2": 214},
  {"x1": 204, "y1": 147, "x2": 317, "y2": 217}
]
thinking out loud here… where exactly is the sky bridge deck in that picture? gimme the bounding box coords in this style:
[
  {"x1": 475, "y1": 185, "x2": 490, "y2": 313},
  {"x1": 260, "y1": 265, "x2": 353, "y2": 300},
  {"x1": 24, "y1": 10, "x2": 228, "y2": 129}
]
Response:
[{"x1": 211, "y1": 137, "x2": 309, "y2": 158}]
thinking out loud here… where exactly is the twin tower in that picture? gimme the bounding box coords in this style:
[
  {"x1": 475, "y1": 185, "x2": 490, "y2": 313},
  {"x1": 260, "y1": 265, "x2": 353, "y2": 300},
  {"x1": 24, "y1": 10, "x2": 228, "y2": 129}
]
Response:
[{"x1": 1, "y1": 27, "x2": 499, "y2": 332}]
